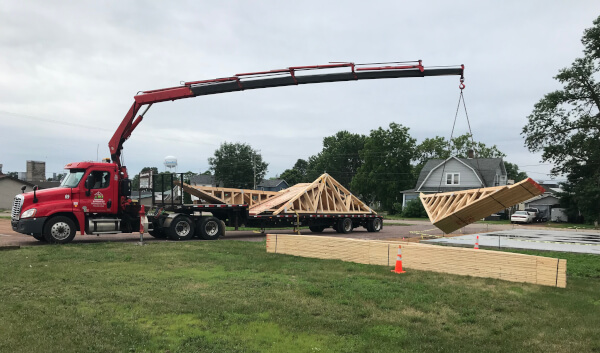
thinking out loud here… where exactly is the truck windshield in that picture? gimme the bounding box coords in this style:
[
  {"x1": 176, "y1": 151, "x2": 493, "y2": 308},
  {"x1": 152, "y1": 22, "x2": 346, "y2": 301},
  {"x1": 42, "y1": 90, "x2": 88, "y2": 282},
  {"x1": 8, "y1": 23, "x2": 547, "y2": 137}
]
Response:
[{"x1": 60, "y1": 170, "x2": 85, "y2": 188}]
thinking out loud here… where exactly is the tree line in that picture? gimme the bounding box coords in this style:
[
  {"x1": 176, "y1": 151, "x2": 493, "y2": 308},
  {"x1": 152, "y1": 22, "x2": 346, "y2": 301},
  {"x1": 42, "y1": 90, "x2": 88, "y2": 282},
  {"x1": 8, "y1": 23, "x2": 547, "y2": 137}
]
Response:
[
  {"x1": 133, "y1": 128, "x2": 526, "y2": 215},
  {"x1": 522, "y1": 15, "x2": 600, "y2": 225},
  {"x1": 279, "y1": 127, "x2": 525, "y2": 213}
]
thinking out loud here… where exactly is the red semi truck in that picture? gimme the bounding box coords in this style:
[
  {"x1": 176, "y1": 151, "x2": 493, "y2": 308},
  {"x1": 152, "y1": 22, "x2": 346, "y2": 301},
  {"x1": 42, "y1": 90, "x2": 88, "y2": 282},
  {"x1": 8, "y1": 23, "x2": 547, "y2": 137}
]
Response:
[{"x1": 10, "y1": 61, "x2": 464, "y2": 243}]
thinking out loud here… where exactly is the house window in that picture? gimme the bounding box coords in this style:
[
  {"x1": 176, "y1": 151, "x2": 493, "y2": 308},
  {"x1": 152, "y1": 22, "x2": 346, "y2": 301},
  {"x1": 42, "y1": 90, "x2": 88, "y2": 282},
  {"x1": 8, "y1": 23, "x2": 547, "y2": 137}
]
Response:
[{"x1": 446, "y1": 173, "x2": 460, "y2": 185}]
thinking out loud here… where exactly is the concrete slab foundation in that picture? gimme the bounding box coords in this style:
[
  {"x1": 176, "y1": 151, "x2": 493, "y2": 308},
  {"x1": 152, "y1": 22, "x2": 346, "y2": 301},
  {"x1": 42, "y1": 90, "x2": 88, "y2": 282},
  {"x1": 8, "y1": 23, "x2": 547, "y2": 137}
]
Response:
[{"x1": 423, "y1": 229, "x2": 600, "y2": 255}]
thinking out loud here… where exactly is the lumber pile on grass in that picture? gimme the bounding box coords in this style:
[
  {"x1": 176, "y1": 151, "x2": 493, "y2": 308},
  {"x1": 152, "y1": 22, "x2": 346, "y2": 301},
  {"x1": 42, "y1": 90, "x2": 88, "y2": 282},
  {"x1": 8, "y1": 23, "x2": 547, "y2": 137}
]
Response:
[
  {"x1": 266, "y1": 234, "x2": 567, "y2": 288},
  {"x1": 420, "y1": 178, "x2": 545, "y2": 233}
]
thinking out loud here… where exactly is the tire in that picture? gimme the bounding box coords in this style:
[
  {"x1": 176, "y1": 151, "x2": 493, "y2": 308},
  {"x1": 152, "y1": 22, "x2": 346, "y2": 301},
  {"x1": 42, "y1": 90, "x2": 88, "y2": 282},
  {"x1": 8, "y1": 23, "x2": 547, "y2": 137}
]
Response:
[
  {"x1": 366, "y1": 218, "x2": 382, "y2": 233},
  {"x1": 199, "y1": 217, "x2": 223, "y2": 240},
  {"x1": 336, "y1": 218, "x2": 353, "y2": 234},
  {"x1": 43, "y1": 216, "x2": 76, "y2": 244},
  {"x1": 148, "y1": 228, "x2": 167, "y2": 239},
  {"x1": 167, "y1": 216, "x2": 195, "y2": 241},
  {"x1": 32, "y1": 233, "x2": 46, "y2": 242},
  {"x1": 309, "y1": 225, "x2": 326, "y2": 233}
]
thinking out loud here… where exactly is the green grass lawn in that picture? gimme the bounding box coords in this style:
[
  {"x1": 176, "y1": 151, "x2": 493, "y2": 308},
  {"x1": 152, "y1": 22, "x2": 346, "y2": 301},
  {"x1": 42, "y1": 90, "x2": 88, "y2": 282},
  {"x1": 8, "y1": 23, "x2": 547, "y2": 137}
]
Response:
[
  {"x1": 1, "y1": 241, "x2": 599, "y2": 353},
  {"x1": 545, "y1": 222, "x2": 599, "y2": 230}
]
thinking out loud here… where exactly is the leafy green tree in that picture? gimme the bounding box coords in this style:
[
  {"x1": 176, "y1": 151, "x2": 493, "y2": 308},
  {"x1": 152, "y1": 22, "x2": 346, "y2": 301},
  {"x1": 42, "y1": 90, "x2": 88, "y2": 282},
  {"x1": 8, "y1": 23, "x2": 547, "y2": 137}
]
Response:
[
  {"x1": 415, "y1": 133, "x2": 506, "y2": 166},
  {"x1": 305, "y1": 131, "x2": 367, "y2": 188},
  {"x1": 413, "y1": 133, "x2": 507, "y2": 179},
  {"x1": 351, "y1": 123, "x2": 416, "y2": 212},
  {"x1": 208, "y1": 142, "x2": 268, "y2": 189},
  {"x1": 522, "y1": 15, "x2": 600, "y2": 224},
  {"x1": 6, "y1": 171, "x2": 19, "y2": 179},
  {"x1": 504, "y1": 162, "x2": 528, "y2": 183},
  {"x1": 280, "y1": 159, "x2": 309, "y2": 185}
]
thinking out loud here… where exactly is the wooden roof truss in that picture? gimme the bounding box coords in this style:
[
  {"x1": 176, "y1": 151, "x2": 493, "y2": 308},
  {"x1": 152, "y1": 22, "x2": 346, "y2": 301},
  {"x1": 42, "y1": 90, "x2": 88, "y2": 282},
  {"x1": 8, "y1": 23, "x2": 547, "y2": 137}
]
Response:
[
  {"x1": 174, "y1": 181, "x2": 279, "y2": 207},
  {"x1": 420, "y1": 178, "x2": 545, "y2": 233},
  {"x1": 249, "y1": 173, "x2": 374, "y2": 215}
]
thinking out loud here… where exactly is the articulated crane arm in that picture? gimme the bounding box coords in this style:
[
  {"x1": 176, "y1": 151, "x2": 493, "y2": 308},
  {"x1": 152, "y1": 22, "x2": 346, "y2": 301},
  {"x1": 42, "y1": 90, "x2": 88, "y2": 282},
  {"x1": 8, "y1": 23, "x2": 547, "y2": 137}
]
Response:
[{"x1": 109, "y1": 61, "x2": 464, "y2": 174}]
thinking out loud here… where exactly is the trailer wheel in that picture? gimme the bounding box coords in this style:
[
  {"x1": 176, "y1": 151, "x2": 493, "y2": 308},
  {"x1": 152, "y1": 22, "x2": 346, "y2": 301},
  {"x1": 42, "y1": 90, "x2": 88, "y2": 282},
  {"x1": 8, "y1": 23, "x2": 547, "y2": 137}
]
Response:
[
  {"x1": 199, "y1": 217, "x2": 223, "y2": 240},
  {"x1": 309, "y1": 225, "x2": 326, "y2": 233},
  {"x1": 366, "y1": 218, "x2": 382, "y2": 232},
  {"x1": 167, "y1": 216, "x2": 195, "y2": 241},
  {"x1": 43, "y1": 216, "x2": 76, "y2": 244},
  {"x1": 148, "y1": 228, "x2": 167, "y2": 239},
  {"x1": 336, "y1": 218, "x2": 353, "y2": 234}
]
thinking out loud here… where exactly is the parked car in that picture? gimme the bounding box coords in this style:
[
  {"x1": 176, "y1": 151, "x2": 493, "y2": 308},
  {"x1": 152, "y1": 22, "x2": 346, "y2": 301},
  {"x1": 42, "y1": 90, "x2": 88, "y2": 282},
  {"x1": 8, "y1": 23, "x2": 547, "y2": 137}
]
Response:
[
  {"x1": 511, "y1": 211, "x2": 534, "y2": 224},
  {"x1": 524, "y1": 207, "x2": 548, "y2": 222}
]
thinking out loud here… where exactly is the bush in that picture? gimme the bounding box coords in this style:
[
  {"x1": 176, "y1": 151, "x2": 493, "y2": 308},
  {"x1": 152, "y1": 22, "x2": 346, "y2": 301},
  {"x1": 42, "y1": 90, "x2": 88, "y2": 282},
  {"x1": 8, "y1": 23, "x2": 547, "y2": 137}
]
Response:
[{"x1": 399, "y1": 198, "x2": 427, "y2": 218}]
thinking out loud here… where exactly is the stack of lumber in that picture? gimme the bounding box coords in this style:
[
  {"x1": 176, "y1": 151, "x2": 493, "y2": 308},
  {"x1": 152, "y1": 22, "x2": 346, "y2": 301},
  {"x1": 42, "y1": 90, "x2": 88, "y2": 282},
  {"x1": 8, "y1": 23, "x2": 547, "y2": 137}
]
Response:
[
  {"x1": 266, "y1": 234, "x2": 567, "y2": 288},
  {"x1": 174, "y1": 181, "x2": 279, "y2": 207},
  {"x1": 420, "y1": 178, "x2": 545, "y2": 233}
]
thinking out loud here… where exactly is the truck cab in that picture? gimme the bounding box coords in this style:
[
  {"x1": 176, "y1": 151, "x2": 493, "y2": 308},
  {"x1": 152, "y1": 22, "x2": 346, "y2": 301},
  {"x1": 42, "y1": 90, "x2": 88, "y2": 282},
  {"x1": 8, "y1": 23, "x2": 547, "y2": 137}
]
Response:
[{"x1": 11, "y1": 161, "x2": 135, "y2": 243}]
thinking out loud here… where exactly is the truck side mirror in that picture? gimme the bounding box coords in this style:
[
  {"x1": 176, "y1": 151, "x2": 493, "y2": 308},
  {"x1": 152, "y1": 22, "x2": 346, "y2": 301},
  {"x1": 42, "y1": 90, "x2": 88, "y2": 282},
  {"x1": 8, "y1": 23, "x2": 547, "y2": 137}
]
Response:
[
  {"x1": 120, "y1": 178, "x2": 131, "y2": 197},
  {"x1": 85, "y1": 174, "x2": 94, "y2": 196},
  {"x1": 21, "y1": 185, "x2": 26, "y2": 193}
]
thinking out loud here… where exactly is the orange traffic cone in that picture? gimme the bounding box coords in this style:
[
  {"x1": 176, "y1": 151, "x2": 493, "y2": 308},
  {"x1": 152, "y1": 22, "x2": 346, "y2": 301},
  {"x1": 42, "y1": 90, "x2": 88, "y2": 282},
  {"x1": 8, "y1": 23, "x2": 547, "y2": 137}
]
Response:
[
  {"x1": 474, "y1": 235, "x2": 479, "y2": 250},
  {"x1": 391, "y1": 245, "x2": 406, "y2": 274}
]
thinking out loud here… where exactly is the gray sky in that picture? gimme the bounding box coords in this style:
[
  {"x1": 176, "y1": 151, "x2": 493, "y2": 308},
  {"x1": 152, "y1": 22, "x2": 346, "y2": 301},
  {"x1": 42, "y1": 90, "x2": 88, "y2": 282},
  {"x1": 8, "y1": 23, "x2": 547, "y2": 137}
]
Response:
[{"x1": 1, "y1": 0, "x2": 599, "y2": 183}]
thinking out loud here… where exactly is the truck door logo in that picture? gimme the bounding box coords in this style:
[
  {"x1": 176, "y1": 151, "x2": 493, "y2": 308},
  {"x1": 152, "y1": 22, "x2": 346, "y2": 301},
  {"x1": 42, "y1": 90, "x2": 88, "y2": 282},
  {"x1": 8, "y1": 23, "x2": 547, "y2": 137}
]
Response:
[
  {"x1": 65, "y1": 194, "x2": 70, "y2": 199},
  {"x1": 92, "y1": 191, "x2": 106, "y2": 208}
]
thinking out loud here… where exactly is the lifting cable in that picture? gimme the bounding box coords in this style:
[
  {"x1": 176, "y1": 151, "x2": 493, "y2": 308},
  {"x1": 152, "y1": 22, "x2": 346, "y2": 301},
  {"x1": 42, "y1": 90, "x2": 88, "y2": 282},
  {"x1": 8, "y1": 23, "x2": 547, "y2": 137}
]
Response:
[{"x1": 435, "y1": 78, "x2": 483, "y2": 193}]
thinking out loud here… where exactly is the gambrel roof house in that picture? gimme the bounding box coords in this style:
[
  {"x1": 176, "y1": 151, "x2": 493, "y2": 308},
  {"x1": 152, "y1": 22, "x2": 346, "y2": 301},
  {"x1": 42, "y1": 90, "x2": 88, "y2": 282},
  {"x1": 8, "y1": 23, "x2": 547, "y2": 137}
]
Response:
[
  {"x1": 256, "y1": 179, "x2": 289, "y2": 192},
  {"x1": 401, "y1": 157, "x2": 508, "y2": 208}
]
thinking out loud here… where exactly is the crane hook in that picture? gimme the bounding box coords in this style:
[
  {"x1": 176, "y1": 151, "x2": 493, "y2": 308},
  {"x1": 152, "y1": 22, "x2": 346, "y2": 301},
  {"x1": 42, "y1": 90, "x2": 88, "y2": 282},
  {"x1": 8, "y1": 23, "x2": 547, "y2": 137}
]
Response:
[{"x1": 459, "y1": 78, "x2": 465, "y2": 90}]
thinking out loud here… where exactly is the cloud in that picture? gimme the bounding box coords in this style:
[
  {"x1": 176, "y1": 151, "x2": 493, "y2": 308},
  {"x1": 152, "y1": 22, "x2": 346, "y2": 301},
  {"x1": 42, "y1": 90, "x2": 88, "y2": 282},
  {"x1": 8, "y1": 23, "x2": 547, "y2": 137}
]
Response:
[{"x1": 1, "y1": 0, "x2": 598, "y2": 183}]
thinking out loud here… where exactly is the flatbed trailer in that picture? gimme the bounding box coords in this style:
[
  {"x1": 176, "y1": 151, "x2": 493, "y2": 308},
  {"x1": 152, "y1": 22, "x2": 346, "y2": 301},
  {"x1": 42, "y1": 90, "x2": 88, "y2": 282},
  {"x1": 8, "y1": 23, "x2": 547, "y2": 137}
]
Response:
[{"x1": 145, "y1": 173, "x2": 383, "y2": 240}]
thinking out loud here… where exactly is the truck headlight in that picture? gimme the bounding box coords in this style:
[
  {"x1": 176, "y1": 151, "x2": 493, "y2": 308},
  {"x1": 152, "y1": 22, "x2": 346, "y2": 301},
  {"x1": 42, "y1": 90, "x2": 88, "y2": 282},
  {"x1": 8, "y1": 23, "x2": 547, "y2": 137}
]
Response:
[{"x1": 21, "y1": 209, "x2": 37, "y2": 219}]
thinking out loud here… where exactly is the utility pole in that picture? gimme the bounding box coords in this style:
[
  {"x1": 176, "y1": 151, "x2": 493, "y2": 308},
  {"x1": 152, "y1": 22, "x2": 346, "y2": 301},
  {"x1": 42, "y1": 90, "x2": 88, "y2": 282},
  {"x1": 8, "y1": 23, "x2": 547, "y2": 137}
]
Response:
[{"x1": 253, "y1": 153, "x2": 256, "y2": 190}]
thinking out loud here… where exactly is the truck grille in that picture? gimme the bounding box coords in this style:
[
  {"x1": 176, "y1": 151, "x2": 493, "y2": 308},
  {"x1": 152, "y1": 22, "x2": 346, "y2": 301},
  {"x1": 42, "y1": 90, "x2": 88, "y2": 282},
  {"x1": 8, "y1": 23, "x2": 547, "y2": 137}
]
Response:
[{"x1": 11, "y1": 195, "x2": 24, "y2": 221}]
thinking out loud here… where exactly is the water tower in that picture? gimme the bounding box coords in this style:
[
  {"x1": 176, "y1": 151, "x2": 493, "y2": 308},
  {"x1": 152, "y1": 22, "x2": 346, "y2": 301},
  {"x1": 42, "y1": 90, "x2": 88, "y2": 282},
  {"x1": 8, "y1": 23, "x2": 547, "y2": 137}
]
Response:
[{"x1": 164, "y1": 156, "x2": 178, "y2": 173}]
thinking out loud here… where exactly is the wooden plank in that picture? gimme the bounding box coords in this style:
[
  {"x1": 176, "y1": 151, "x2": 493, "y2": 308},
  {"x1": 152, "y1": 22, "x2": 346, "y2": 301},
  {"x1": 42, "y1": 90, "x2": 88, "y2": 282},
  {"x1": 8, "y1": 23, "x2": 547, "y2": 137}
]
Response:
[{"x1": 266, "y1": 234, "x2": 567, "y2": 288}]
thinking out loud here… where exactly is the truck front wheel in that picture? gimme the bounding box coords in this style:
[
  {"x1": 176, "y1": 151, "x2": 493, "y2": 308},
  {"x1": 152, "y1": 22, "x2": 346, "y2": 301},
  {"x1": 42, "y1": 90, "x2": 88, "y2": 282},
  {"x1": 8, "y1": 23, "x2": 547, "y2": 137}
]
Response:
[
  {"x1": 43, "y1": 216, "x2": 76, "y2": 244},
  {"x1": 167, "y1": 216, "x2": 195, "y2": 241}
]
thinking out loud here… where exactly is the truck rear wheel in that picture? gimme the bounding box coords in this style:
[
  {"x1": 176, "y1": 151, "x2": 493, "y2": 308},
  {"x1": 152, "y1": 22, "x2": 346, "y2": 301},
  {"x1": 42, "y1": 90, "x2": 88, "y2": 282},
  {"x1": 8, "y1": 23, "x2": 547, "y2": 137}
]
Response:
[
  {"x1": 309, "y1": 225, "x2": 326, "y2": 233},
  {"x1": 148, "y1": 228, "x2": 167, "y2": 239},
  {"x1": 43, "y1": 216, "x2": 76, "y2": 244},
  {"x1": 336, "y1": 218, "x2": 353, "y2": 234},
  {"x1": 167, "y1": 216, "x2": 195, "y2": 241},
  {"x1": 366, "y1": 218, "x2": 382, "y2": 232},
  {"x1": 199, "y1": 217, "x2": 223, "y2": 240}
]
